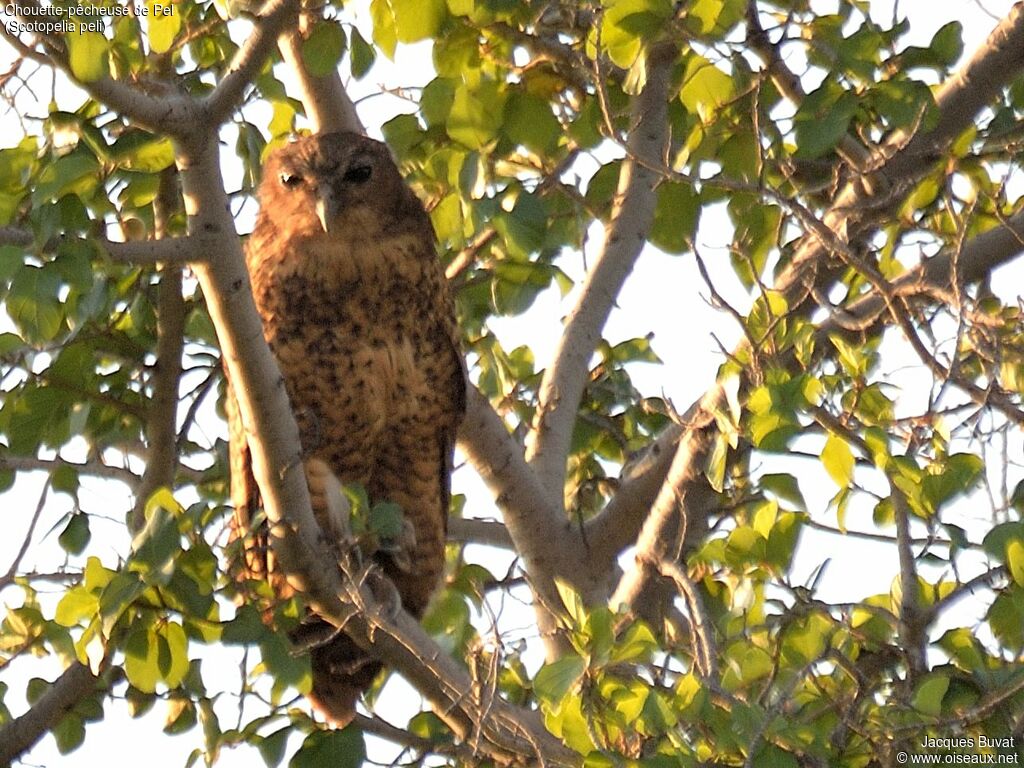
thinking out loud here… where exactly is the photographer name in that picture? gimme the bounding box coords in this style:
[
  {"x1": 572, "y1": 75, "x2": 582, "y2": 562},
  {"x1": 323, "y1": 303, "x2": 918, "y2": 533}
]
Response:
[{"x1": 922, "y1": 736, "x2": 1018, "y2": 750}]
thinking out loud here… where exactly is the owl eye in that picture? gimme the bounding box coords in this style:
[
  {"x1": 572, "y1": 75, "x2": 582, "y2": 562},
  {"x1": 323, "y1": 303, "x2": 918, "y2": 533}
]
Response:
[
  {"x1": 279, "y1": 172, "x2": 304, "y2": 188},
  {"x1": 342, "y1": 164, "x2": 373, "y2": 184}
]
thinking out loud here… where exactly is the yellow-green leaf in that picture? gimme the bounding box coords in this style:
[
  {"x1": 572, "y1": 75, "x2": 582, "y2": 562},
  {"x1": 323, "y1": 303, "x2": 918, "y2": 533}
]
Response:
[
  {"x1": 1007, "y1": 539, "x2": 1024, "y2": 587},
  {"x1": 146, "y1": 0, "x2": 181, "y2": 54},
  {"x1": 67, "y1": 31, "x2": 110, "y2": 83},
  {"x1": 822, "y1": 433, "x2": 855, "y2": 488}
]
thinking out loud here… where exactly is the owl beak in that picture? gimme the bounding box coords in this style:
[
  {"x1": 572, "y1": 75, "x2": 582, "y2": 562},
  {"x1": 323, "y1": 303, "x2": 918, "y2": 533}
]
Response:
[{"x1": 315, "y1": 188, "x2": 340, "y2": 233}]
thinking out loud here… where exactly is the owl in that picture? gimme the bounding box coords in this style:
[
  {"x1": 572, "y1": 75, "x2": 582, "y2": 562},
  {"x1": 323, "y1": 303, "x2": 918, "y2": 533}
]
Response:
[{"x1": 226, "y1": 131, "x2": 465, "y2": 726}]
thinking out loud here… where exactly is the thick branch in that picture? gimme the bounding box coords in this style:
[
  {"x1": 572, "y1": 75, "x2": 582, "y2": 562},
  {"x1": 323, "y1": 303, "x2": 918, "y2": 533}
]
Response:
[
  {"x1": 0, "y1": 663, "x2": 99, "y2": 765},
  {"x1": 606, "y1": 9, "x2": 1024, "y2": 618},
  {"x1": 447, "y1": 517, "x2": 514, "y2": 549},
  {"x1": 524, "y1": 41, "x2": 677, "y2": 508},
  {"x1": 583, "y1": 423, "x2": 682, "y2": 563},
  {"x1": 609, "y1": 399, "x2": 717, "y2": 627},
  {"x1": 98, "y1": 236, "x2": 204, "y2": 265},
  {"x1": 0, "y1": 227, "x2": 202, "y2": 265},
  {"x1": 277, "y1": 18, "x2": 363, "y2": 134},
  {"x1": 776, "y1": 3, "x2": 1024, "y2": 313},
  {"x1": 202, "y1": 0, "x2": 300, "y2": 127},
  {"x1": 129, "y1": 172, "x2": 185, "y2": 533},
  {"x1": 821, "y1": 208, "x2": 1024, "y2": 342},
  {"x1": 458, "y1": 385, "x2": 590, "y2": 658}
]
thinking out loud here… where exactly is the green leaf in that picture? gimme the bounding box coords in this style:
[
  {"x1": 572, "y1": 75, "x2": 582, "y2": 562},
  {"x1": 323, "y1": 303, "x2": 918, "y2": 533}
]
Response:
[
  {"x1": 146, "y1": 0, "x2": 181, "y2": 54},
  {"x1": 911, "y1": 673, "x2": 949, "y2": 716},
  {"x1": 369, "y1": 501, "x2": 404, "y2": 541},
  {"x1": 929, "y1": 21, "x2": 964, "y2": 67},
  {"x1": 53, "y1": 712, "x2": 85, "y2": 754},
  {"x1": 156, "y1": 621, "x2": 190, "y2": 689},
  {"x1": 269, "y1": 99, "x2": 296, "y2": 138},
  {"x1": 8, "y1": 265, "x2": 63, "y2": 343},
  {"x1": 302, "y1": 21, "x2": 346, "y2": 77},
  {"x1": 163, "y1": 695, "x2": 197, "y2": 735},
  {"x1": 349, "y1": 27, "x2": 376, "y2": 79},
  {"x1": 55, "y1": 586, "x2": 99, "y2": 627},
  {"x1": 793, "y1": 81, "x2": 858, "y2": 159},
  {"x1": 131, "y1": 499, "x2": 182, "y2": 583},
  {"x1": 66, "y1": 31, "x2": 110, "y2": 83},
  {"x1": 686, "y1": 0, "x2": 745, "y2": 35},
  {"x1": 447, "y1": 80, "x2": 507, "y2": 149},
  {"x1": 919, "y1": 453, "x2": 983, "y2": 514},
  {"x1": 289, "y1": 727, "x2": 366, "y2": 768},
  {"x1": 679, "y1": 54, "x2": 734, "y2": 122},
  {"x1": 988, "y1": 588, "x2": 1024, "y2": 651},
  {"x1": 869, "y1": 79, "x2": 934, "y2": 130},
  {"x1": 1007, "y1": 539, "x2": 1024, "y2": 587},
  {"x1": 125, "y1": 625, "x2": 161, "y2": 694},
  {"x1": 33, "y1": 153, "x2": 100, "y2": 204},
  {"x1": 98, "y1": 571, "x2": 145, "y2": 635},
  {"x1": 609, "y1": 621, "x2": 657, "y2": 664},
  {"x1": 533, "y1": 655, "x2": 585, "y2": 705},
  {"x1": 258, "y1": 727, "x2": 291, "y2": 768},
  {"x1": 766, "y1": 512, "x2": 803, "y2": 570},
  {"x1": 111, "y1": 132, "x2": 175, "y2": 173},
  {"x1": 259, "y1": 632, "x2": 312, "y2": 696},
  {"x1": 392, "y1": 0, "x2": 448, "y2": 42},
  {"x1": 555, "y1": 578, "x2": 586, "y2": 626},
  {"x1": 369, "y1": 0, "x2": 398, "y2": 59},
  {"x1": 503, "y1": 92, "x2": 561, "y2": 154},
  {"x1": 760, "y1": 473, "x2": 806, "y2": 511},
  {"x1": 58, "y1": 513, "x2": 91, "y2": 556},
  {"x1": 725, "y1": 525, "x2": 766, "y2": 567},
  {"x1": 600, "y1": 0, "x2": 673, "y2": 69},
  {"x1": 821, "y1": 433, "x2": 855, "y2": 488},
  {"x1": 982, "y1": 521, "x2": 1024, "y2": 560},
  {"x1": 650, "y1": 181, "x2": 700, "y2": 254},
  {"x1": 782, "y1": 612, "x2": 831, "y2": 665}
]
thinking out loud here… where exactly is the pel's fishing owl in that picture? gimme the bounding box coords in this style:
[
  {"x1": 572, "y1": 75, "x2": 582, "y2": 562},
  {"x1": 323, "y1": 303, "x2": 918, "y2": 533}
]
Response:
[{"x1": 227, "y1": 131, "x2": 465, "y2": 726}]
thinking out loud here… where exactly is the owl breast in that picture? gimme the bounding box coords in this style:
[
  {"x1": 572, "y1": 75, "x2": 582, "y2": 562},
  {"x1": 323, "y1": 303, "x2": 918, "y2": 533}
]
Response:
[{"x1": 249, "y1": 229, "x2": 450, "y2": 482}]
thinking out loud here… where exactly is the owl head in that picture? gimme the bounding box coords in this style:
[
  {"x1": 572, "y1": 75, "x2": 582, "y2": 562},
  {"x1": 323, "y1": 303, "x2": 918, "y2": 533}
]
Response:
[{"x1": 256, "y1": 132, "x2": 422, "y2": 236}]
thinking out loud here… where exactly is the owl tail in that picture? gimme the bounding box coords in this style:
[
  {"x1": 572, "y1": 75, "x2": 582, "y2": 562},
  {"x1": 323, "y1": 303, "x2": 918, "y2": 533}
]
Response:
[{"x1": 302, "y1": 624, "x2": 382, "y2": 728}]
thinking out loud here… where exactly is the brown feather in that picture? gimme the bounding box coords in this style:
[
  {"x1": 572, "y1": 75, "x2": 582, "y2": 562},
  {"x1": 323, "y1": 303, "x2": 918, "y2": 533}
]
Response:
[{"x1": 226, "y1": 131, "x2": 465, "y2": 726}]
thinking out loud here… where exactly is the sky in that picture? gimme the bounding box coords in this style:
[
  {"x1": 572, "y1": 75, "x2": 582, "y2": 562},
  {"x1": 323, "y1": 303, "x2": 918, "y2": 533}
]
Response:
[{"x1": 0, "y1": 0, "x2": 1021, "y2": 766}]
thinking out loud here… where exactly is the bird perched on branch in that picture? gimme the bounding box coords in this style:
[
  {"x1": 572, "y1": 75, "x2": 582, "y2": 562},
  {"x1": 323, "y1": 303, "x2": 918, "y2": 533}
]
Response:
[{"x1": 226, "y1": 131, "x2": 465, "y2": 726}]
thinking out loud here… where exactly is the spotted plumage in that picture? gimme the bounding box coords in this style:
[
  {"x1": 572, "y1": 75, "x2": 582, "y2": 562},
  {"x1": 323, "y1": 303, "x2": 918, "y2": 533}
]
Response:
[{"x1": 227, "y1": 131, "x2": 465, "y2": 726}]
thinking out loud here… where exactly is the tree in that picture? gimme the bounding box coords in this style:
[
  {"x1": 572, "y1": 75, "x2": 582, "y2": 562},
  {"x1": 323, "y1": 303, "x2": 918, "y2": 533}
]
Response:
[{"x1": 0, "y1": 0, "x2": 1023, "y2": 765}]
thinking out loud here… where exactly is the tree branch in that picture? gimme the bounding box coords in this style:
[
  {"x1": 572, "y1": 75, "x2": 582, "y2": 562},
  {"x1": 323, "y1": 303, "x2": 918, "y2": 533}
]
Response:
[
  {"x1": 524, "y1": 41, "x2": 677, "y2": 508},
  {"x1": 609, "y1": 399, "x2": 717, "y2": 627},
  {"x1": 0, "y1": 227, "x2": 203, "y2": 265},
  {"x1": 0, "y1": 663, "x2": 100, "y2": 765},
  {"x1": 603, "y1": 8, "x2": 1024, "y2": 619},
  {"x1": 448, "y1": 517, "x2": 514, "y2": 549},
  {"x1": 203, "y1": 0, "x2": 300, "y2": 128},
  {"x1": 277, "y1": 15, "x2": 363, "y2": 135},
  {"x1": 582, "y1": 422, "x2": 682, "y2": 563},
  {"x1": 775, "y1": 3, "x2": 1024, "y2": 316},
  {"x1": 0, "y1": 454, "x2": 139, "y2": 484},
  {"x1": 129, "y1": 170, "x2": 185, "y2": 533}
]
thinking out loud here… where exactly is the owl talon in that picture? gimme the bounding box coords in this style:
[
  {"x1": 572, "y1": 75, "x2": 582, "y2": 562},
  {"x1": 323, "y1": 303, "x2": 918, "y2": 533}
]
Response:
[
  {"x1": 367, "y1": 570, "x2": 403, "y2": 620},
  {"x1": 304, "y1": 458, "x2": 350, "y2": 547}
]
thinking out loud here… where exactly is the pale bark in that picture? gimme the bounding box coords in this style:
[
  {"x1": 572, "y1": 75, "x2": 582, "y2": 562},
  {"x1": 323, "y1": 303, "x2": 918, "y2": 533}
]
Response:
[
  {"x1": 525, "y1": 41, "x2": 677, "y2": 509},
  {"x1": 611, "y1": 6, "x2": 1024, "y2": 618},
  {"x1": 0, "y1": 663, "x2": 99, "y2": 765}
]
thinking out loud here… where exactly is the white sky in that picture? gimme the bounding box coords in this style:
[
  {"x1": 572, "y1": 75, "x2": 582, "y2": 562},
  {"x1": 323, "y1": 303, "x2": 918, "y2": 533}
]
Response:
[{"x1": 0, "y1": 0, "x2": 1021, "y2": 766}]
